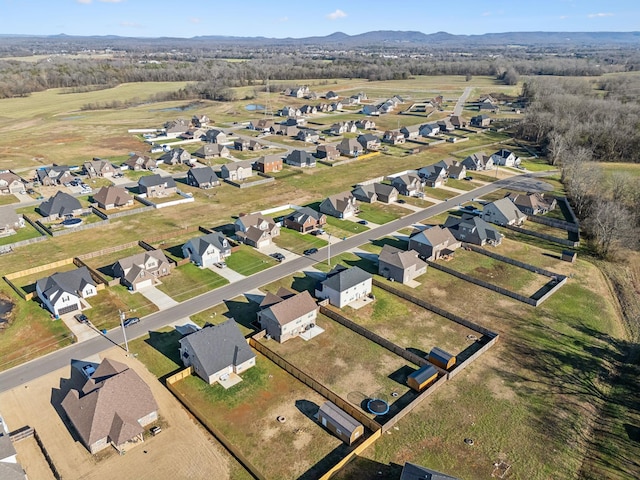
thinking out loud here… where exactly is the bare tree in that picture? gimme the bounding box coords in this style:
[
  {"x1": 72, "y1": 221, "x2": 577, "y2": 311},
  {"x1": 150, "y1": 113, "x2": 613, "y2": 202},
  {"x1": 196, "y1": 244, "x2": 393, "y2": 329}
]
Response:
[{"x1": 585, "y1": 200, "x2": 634, "y2": 258}]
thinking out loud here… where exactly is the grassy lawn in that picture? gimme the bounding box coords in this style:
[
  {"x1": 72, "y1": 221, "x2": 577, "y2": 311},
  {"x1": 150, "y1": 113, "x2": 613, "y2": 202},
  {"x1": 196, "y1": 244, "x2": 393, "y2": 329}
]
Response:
[
  {"x1": 599, "y1": 161, "x2": 640, "y2": 178},
  {"x1": 313, "y1": 251, "x2": 377, "y2": 274},
  {"x1": 324, "y1": 216, "x2": 369, "y2": 238},
  {"x1": 86, "y1": 285, "x2": 158, "y2": 330},
  {"x1": 357, "y1": 202, "x2": 410, "y2": 224},
  {"x1": 156, "y1": 263, "x2": 229, "y2": 302},
  {"x1": 0, "y1": 223, "x2": 43, "y2": 246},
  {"x1": 225, "y1": 245, "x2": 278, "y2": 276},
  {"x1": 262, "y1": 313, "x2": 418, "y2": 418},
  {"x1": 188, "y1": 295, "x2": 261, "y2": 335},
  {"x1": 12, "y1": 262, "x2": 77, "y2": 295},
  {"x1": 273, "y1": 228, "x2": 328, "y2": 255},
  {"x1": 0, "y1": 194, "x2": 19, "y2": 206},
  {"x1": 423, "y1": 188, "x2": 458, "y2": 201},
  {"x1": 445, "y1": 178, "x2": 477, "y2": 191},
  {"x1": 124, "y1": 169, "x2": 154, "y2": 181}
]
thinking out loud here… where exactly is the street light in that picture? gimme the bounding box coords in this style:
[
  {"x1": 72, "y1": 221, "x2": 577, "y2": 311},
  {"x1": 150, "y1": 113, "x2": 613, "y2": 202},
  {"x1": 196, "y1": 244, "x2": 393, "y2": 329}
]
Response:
[{"x1": 119, "y1": 310, "x2": 129, "y2": 354}]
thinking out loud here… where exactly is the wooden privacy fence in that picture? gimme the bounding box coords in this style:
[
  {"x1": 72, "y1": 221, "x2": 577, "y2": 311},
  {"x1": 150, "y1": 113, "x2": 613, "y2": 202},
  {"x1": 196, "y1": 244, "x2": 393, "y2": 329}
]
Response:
[
  {"x1": 528, "y1": 213, "x2": 579, "y2": 233},
  {"x1": 250, "y1": 337, "x2": 382, "y2": 434},
  {"x1": 10, "y1": 426, "x2": 62, "y2": 480},
  {"x1": 318, "y1": 429, "x2": 382, "y2": 480},
  {"x1": 504, "y1": 223, "x2": 579, "y2": 247}
]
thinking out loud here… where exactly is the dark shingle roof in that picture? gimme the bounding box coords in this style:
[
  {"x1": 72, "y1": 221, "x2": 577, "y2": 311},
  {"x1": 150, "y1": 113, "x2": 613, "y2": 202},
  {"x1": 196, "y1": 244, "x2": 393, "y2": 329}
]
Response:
[
  {"x1": 39, "y1": 191, "x2": 82, "y2": 217},
  {"x1": 322, "y1": 266, "x2": 371, "y2": 292},
  {"x1": 138, "y1": 174, "x2": 176, "y2": 188},
  {"x1": 36, "y1": 267, "x2": 96, "y2": 304},
  {"x1": 188, "y1": 166, "x2": 219, "y2": 185},
  {"x1": 185, "y1": 232, "x2": 228, "y2": 256}
]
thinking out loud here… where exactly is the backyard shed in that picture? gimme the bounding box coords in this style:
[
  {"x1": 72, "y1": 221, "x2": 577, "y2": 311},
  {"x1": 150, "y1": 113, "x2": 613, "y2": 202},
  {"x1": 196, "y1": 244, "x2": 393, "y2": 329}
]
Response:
[
  {"x1": 561, "y1": 250, "x2": 577, "y2": 263},
  {"x1": 428, "y1": 347, "x2": 456, "y2": 370},
  {"x1": 407, "y1": 364, "x2": 439, "y2": 392},
  {"x1": 316, "y1": 401, "x2": 364, "y2": 445}
]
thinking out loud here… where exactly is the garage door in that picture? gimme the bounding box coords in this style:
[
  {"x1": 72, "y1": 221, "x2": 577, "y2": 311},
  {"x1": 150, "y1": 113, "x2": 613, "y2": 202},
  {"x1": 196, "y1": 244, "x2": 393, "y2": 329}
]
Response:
[
  {"x1": 58, "y1": 303, "x2": 80, "y2": 315},
  {"x1": 135, "y1": 279, "x2": 153, "y2": 290}
]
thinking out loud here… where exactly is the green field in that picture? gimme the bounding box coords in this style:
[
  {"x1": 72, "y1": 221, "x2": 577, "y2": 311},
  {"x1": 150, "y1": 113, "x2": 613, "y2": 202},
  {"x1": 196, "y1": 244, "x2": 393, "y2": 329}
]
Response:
[
  {"x1": 225, "y1": 245, "x2": 278, "y2": 276},
  {"x1": 357, "y1": 202, "x2": 410, "y2": 224},
  {"x1": 156, "y1": 263, "x2": 229, "y2": 302},
  {"x1": 273, "y1": 228, "x2": 328, "y2": 255}
]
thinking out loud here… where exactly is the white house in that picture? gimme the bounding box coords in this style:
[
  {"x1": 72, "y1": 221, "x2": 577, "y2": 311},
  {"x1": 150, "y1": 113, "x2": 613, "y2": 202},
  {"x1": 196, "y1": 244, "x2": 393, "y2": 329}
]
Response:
[
  {"x1": 35, "y1": 267, "x2": 97, "y2": 316},
  {"x1": 182, "y1": 232, "x2": 231, "y2": 268},
  {"x1": 316, "y1": 266, "x2": 372, "y2": 308},
  {"x1": 491, "y1": 149, "x2": 520, "y2": 167}
]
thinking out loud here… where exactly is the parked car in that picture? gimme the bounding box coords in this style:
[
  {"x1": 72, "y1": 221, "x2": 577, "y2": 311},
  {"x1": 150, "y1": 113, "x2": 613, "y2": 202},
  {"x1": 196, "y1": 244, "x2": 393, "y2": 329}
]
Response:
[
  {"x1": 396, "y1": 199, "x2": 406, "y2": 204},
  {"x1": 123, "y1": 317, "x2": 140, "y2": 328},
  {"x1": 74, "y1": 313, "x2": 89, "y2": 324},
  {"x1": 464, "y1": 176, "x2": 473, "y2": 181},
  {"x1": 358, "y1": 220, "x2": 369, "y2": 225},
  {"x1": 269, "y1": 252, "x2": 285, "y2": 262},
  {"x1": 303, "y1": 248, "x2": 318, "y2": 255},
  {"x1": 213, "y1": 262, "x2": 227, "y2": 268}
]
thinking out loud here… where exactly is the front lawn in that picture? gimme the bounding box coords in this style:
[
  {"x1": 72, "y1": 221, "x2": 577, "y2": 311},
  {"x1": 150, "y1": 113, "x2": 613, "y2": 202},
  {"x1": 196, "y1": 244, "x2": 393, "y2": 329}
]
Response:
[
  {"x1": 324, "y1": 216, "x2": 369, "y2": 238},
  {"x1": 86, "y1": 284, "x2": 159, "y2": 330},
  {"x1": 273, "y1": 228, "x2": 328, "y2": 255},
  {"x1": 0, "y1": 194, "x2": 19, "y2": 206},
  {"x1": 156, "y1": 263, "x2": 229, "y2": 302},
  {"x1": 357, "y1": 202, "x2": 410, "y2": 224},
  {"x1": 0, "y1": 223, "x2": 43, "y2": 246},
  {"x1": 225, "y1": 245, "x2": 278, "y2": 276}
]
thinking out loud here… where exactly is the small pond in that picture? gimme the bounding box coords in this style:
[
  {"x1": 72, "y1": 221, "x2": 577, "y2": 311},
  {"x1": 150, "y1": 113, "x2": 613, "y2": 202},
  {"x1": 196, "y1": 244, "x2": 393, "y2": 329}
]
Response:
[{"x1": 245, "y1": 104, "x2": 266, "y2": 111}]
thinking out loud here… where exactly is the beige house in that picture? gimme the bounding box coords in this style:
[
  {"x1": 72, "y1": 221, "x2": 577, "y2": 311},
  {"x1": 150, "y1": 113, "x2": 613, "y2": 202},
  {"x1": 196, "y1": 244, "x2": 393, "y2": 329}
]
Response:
[
  {"x1": 112, "y1": 249, "x2": 172, "y2": 290},
  {"x1": 93, "y1": 186, "x2": 133, "y2": 210},
  {"x1": 257, "y1": 288, "x2": 318, "y2": 343}
]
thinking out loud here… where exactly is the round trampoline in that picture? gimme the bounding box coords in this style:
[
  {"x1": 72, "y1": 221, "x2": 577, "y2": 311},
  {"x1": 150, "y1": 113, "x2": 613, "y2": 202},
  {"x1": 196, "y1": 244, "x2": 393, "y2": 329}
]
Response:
[
  {"x1": 367, "y1": 398, "x2": 390, "y2": 416},
  {"x1": 62, "y1": 218, "x2": 82, "y2": 228}
]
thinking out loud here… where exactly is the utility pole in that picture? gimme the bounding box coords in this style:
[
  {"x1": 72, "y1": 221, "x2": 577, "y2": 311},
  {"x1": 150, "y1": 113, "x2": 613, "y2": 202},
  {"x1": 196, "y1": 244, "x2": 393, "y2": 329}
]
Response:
[
  {"x1": 327, "y1": 233, "x2": 331, "y2": 267},
  {"x1": 119, "y1": 310, "x2": 129, "y2": 354}
]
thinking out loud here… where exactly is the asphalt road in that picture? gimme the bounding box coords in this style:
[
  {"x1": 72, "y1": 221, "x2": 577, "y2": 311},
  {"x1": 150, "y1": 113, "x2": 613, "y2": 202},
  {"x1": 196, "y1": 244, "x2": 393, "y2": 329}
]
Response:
[
  {"x1": 0, "y1": 171, "x2": 555, "y2": 393},
  {"x1": 453, "y1": 86, "x2": 473, "y2": 116}
]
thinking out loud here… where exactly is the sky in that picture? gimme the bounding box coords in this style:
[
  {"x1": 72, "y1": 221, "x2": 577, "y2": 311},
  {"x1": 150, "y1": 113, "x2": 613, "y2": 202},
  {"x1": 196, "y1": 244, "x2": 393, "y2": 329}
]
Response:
[{"x1": 1, "y1": 0, "x2": 638, "y2": 38}]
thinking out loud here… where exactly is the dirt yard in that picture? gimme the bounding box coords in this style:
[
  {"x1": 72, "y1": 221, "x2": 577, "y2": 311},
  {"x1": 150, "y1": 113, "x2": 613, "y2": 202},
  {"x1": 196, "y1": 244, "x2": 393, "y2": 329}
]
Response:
[{"x1": 0, "y1": 347, "x2": 237, "y2": 480}]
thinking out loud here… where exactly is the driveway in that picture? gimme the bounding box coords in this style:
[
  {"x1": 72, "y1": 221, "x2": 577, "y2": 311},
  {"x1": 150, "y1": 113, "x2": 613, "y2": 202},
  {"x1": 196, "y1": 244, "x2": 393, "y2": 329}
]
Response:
[
  {"x1": 259, "y1": 242, "x2": 301, "y2": 263},
  {"x1": 453, "y1": 86, "x2": 473, "y2": 116},
  {"x1": 59, "y1": 312, "x2": 101, "y2": 343},
  {"x1": 137, "y1": 285, "x2": 178, "y2": 310},
  {"x1": 208, "y1": 265, "x2": 246, "y2": 283}
]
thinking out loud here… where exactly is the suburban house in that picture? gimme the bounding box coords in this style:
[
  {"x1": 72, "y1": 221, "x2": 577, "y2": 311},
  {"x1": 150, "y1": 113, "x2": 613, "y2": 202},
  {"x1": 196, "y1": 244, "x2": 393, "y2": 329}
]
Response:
[
  {"x1": 316, "y1": 265, "x2": 373, "y2": 308},
  {"x1": 285, "y1": 150, "x2": 316, "y2": 168},
  {"x1": 284, "y1": 207, "x2": 326, "y2": 233},
  {"x1": 112, "y1": 250, "x2": 172, "y2": 291},
  {"x1": 491, "y1": 148, "x2": 520, "y2": 167},
  {"x1": 194, "y1": 143, "x2": 229, "y2": 160},
  {"x1": 357, "y1": 133, "x2": 381, "y2": 150},
  {"x1": 271, "y1": 124, "x2": 299, "y2": 136},
  {"x1": 391, "y1": 174, "x2": 423, "y2": 196},
  {"x1": 234, "y1": 213, "x2": 280, "y2": 249},
  {"x1": 178, "y1": 127, "x2": 207, "y2": 141},
  {"x1": 290, "y1": 86, "x2": 310, "y2": 98},
  {"x1": 281, "y1": 106, "x2": 302, "y2": 118},
  {"x1": 400, "y1": 125, "x2": 421, "y2": 139},
  {"x1": 0, "y1": 422, "x2": 26, "y2": 480},
  {"x1": 448, "y1": 163, "x2": 467, "y2": 179},
  {"x1": 449, "y1": 115, "x2": 468, "y2": 128},
  {"x1": 330, "y1": 101, "x2": 343, "y2": 111},
  {"x1": 220, "y1": 161, "x2": 254, "y2": 181},
  {"x1": 92, "y1": 186, "x2": 133, "y2": 210},
  {"x1": 254, "y1": 155, "x2": 283, "y2": 173},
  {"x1": 234, "y1": 138, "x2": 250, "y2": 151},
  {"x1": 351, "y1": 183, "x2": 398, "y2": 204},
  {"x1": 249, "y1": 119, "x2": 274, "y2": 132},
  {"x1": 479, "y1": 101, "x2": 499, "y2": 112},
  {"x1": 192, "y1": 114, "x2": 210, "y2": 127},
  {"x1": 336, "y1": 138, "x2": 364, "y2": 157},
  {"x1": 481, "y1": 197, "x2": 527, "y2": 226},
  {"x1": 361, "y1": 104, "x2": 380, "y2": 116},
  {"x1": 378, "y1": 245, "x2": 428, "y2": 284},
  {"x1": 123, "y1": 154, "x2": 156, "y2": 171},
  {"x1": 38, "y1": 191, "x2": 83, "y2": 219},
  {"x1": 164, "y1": 118, "x2": 190, "y2": 137},
  {"x1": 138, "y1": 174, "x2": 177, "y2": 198},
  {"x1": 316, "y1": 144, "x2": 339, "y2": 160},
  {"x1": 324, "y1": 90, "x2": 338, "y2": 100},
  {"x1": 461, "y1": 152, "x2": 494, "y2": 171},
  {"x1": 382, "y1": 130, "x2": 406, "y2": 144},
  {"x1": 470, "y1": 114, "x2": 491, "y2": 127},
  {"x1": 0, "y1": 210, "x2": 25, "y2": 236},
  {"x1": 0, "y1": 170, "x2": 25, "y2": 194},
  {"x1": 330, "y1": 121, "x2": 356, "y2": 136},
  {"x1": 300, "y1": 105, "x2": 317, "y2": 115},
  {"x1": 36, "y1": 267, "x2": 97, "y2": 316},
  {"x1": 419, "y1": 123, "x2": 441, "y2": 137},
  {"x1": 182, "y1": 232, "x2": 231, "y2": 268},
  {"x1": 178, "y1": 319, "x2": 255, "y2": 384},
  {"x1": 203, "y1": 129, "x2": 227, "y2": 144},
  {"x1": 319, "y1": 192, "x2": 358, "y2": 219},
  {"x1": 257, "y1": 288, "x2": 319, "y2": 343},
  {"x1": 400, "y1": 462, "x2": 461, "y2": 480},
  {"x1": 61, "y1": 358, "x2": 158, "y2": 454},
  {"x1": 82, "y1": 159, "x2": 118, "y2": 178},
  {"x1": 296, "y1": 129, "x2": 320, "y2": 143},
  {"x1": 317, "y1": 401, "x2": 364, "y2": 446},
  {"x1": 437, "y1": 118, "x2": 455, "y2": 132},
  {"x1": 36, "y1": 166, "x2": 75, "y2": 186},
  {"x1": 355, "y1": 118, "x2": 376, "y2": 130},
  {"x1": 444, "y1": 214, "x2": 504, "y2": 246},
  {"x1": 186, "y1": 166, "x2": 220, "y2": 189},
  {"x1": 418, "y1": 164, "x2": 447, "y2": 181},
  {"x1": 158, "y1": 148, "x2": 193, "y2": 166},
  {"x1": 505, "y1": 192, "x2": 557, "y2": 215},
  {"x1": 408, "y1": 225, "x2": 462, "y2": 261}
]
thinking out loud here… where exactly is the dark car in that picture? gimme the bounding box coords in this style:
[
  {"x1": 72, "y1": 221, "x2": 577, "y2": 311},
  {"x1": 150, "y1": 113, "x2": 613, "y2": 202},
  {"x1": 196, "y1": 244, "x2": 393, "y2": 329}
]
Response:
[
  {"x1": 358, "y1": 220, "x2": 369, "y2": 225},
  {"x1": 74, "y1": 313, "x2": 89, "y2": 323},
  {"x1": 270, "y1": 252, "x2": 285, "y2": 262},
  {"x1": 303, "y1": 248, "x2": 318, "y2": 255},
  {"x1": 123, "y1": 317, "x2": 140, "y2": 328},
  {"x1": 396, "y1": 199, "x2": 406, "y2": 204}
]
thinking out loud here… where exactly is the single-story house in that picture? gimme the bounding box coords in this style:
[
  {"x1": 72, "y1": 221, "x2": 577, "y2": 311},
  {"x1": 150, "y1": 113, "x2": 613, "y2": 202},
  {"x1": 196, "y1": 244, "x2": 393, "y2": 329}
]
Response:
[
  {"x1": 361, "y1": 105, "x2": 380, "y2": 116},
  {"x1": 249, "y1": 119, "x2": 274, "y2": 132},
  {"x1": 284, "y1": 207, "x2": 326, "y2": 233},
  {"x1": 164, "y1": 118, "x2": 190, "y2": 137},
  {"x1": 61, "y1": 358, "x2": 158, "y2": 454},
  {"x1": 192, "y1": 114, "x2": 210, "y2": 128},
  {"x1": 286, "y1": 149, "x2": 316, "y2": 168},
  {"x1": 138, "y1": 174, "x2": 177, "y2": 198},
  {"x1": 36, "y1": 166, "x2": 75, "y2": 186},
  {"x1": 182, "y1": 232, "x2": 231, "y2": 268},
  {"x1": 330, "y1": 121, "x2": 356, "y2": 136},
  {"x1": 0, "y1": 210, "x2": 25, "y2": 236},
  {"x1": 419, "y1": 123, "x2": 441, "y2": 137},
  {"x1": 461, "y1": 152, "x2": 493, "y2": 171},
  {"x1": 234, "y1": 138, "x2": 250, "y2": 151},
  {"x1": 194, "y1": 143, "x2": 230, "y2": 160},
  {"x1": 481, "y1": 197, "x2": 527, "y2": 226},
  {"x1": 38, "y1": 191, "x2": 83, "y2": 219},
  {"x1": 271, "y1": 124, "x2": 299, "y2": 136},
  {"x1": 336, "y1": 138, "x2": 364, "y2": 157},
  {"x1": 491, "y1": 148, "x2": 520, "y2": 167},
  {"x1": 319, "y1": 192, "x2": 358, "y2": 219},
  {"x1": 82, "y1": 159, "x2": 118, "y2": 178},
  {"x1": 355, "y1": 119, "x2": 376, "y2": 130},
  {"x1": 470, "y1": 114, "x2": 491, "y2": 127},
  {"x1": 234, "y1": 213, "x2": 280, "y2": 249},
  {"x1": 391, "y1": 174, "x2": 423, "y2": 197},
  {"x1": 178, "y1": 127, "x2": 207, "y2": 141},
  {"x1": 317, "y1": 401, "x2": 364, "y2": 446},
  {"x1": 123, "y1": 154, "x2": 156, "y2": 171},
  {"x1": 186, "y1": 166, "x2": 220, "y2": 189},
  {"x1": 258, "y1": 288, "x2": 319, "y2": 343},
  {"x1": 316, "y1": 265, "x2": 372, "y2": 308},
  {"x1": 112, "y1": 249, "x2": 172, "y2": 291},
  {"x1": 93, "y1": 186, "x2": 133, "y2": 210},
  {"x1": 158, "y1": 148, "x2": 193, "y2": 166},
  {"x1": 220, "y1": 161, "x2": 254, "y2": 181},
  {"x1": 400, "y1": 125, "x2": 421, "y2": 139},
  {"x1": 179, "y1": 319, "x2": 255, "y2": 384},
  {"x1": 449, "y1": 115, "x2": 467, "y2": 128},
  {"x1": 437, "y1": 118, "x2": 455, "y2": 132},
  {"x1": 407, "y1": 364, "x2": 439, "y2": 392},
  {"x1": 0, "y1": 427, "x2": 26, "y2": 480},
  {"x1": 444, "y1": 213, "x2": 503, "y2": 246},
  {"x1": 316, "y1": 144, "x2": 339, "y2": 160},
  {"x1": 357, "y1": 133, "x2": 381, "y2": 151},
  {"x1": 378, "y1": 245, "x2": 428, "y2": 284},
  {"x1": 0, "y1": 170, "x2": 25, "y2": 195},
  {"x1": 448, "y1": 164, "x2": 467, "y2": 180},
  {"x1": 254, "y1": 155, "x2": 283, "y2": 173},
  {"x1": 408, "y1": 225, "x2": 461, "y2": 261},
  {"x1": 351, "y1": 183, "x2": 398, "y2": 204},
  {"x1": 36, "y1": 266, "x2": 97, "y2": 316},
  {"x1": 505, "y1": 192, "x2": 557, "y2": 215}
]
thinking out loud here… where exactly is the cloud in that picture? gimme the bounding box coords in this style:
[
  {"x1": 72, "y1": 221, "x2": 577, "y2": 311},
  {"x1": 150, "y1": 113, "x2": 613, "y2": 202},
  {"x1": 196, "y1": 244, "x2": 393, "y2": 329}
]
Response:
[
  {"x1": 120, "y1": 21, "x2": 141, "y2": 28},
  {"x1": 588, "y1": 12, "x2": 614, "y2": 18},
  {"x1": 278, "y1": 16, "x2": 289, "y2": 23},
  {"x1": 481, "y1": 11, "x2": 491, "y2": 16},
  {"x1": 326, "y1": 9, "x2": 347, "y2": 20},
  {"x1": 189, "y1": 17, "x2": 201, "y2": 24},
  {"x1": 559, "y1": 15, "x2": 569, "y2": 20}
]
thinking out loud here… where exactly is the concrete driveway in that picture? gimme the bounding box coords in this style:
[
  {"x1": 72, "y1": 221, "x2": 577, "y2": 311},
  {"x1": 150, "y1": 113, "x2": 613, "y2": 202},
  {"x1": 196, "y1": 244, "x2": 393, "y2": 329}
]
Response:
[
  {"x1": 137, "y1": 285, "x2": 178, "y2": 310},
  {"x1": 59, "y1": 312, "x2": 101, "y2": 343},
  {"x1": 259, "y1": 242, "x2": 301, "y2": 263},
  {"x1": 208, "y1": 265, "x2": 246, "y2": 283}
]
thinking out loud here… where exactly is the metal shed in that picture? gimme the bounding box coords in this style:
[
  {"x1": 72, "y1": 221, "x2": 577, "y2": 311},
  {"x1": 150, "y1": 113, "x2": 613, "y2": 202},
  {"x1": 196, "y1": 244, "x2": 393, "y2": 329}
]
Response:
[
  {"x1": 407, "y1": 364, "x2": 439, "y2": 392},
  {"x1": 316, "y1": 401, "x2": 364, "y2": 445},
  {"x1": 561, "y1": 250, "x2": 577, "y2": 263},
  {"x1": 428, "y1": 347, "x2": 457, "y2": 370}
]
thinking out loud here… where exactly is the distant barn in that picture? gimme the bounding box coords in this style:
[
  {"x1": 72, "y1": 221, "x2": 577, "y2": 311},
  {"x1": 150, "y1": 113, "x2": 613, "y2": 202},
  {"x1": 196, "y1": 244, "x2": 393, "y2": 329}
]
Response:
[
  {"x1": 407, "y1": 364, "x2": 439, "y2": 392},
  {"x1": 428, "y1": 347, "x2": 456, "y2": 370}
]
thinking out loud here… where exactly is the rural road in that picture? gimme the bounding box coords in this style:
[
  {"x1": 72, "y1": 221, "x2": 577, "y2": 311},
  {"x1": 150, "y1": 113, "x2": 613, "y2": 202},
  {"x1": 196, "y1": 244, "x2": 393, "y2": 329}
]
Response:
[
  {"x1": 453, "y1": 86, "x2": 473, "y2": 116},
  {"x1": 0, "y1": 171, "x2": 555, "y2": 393}
]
